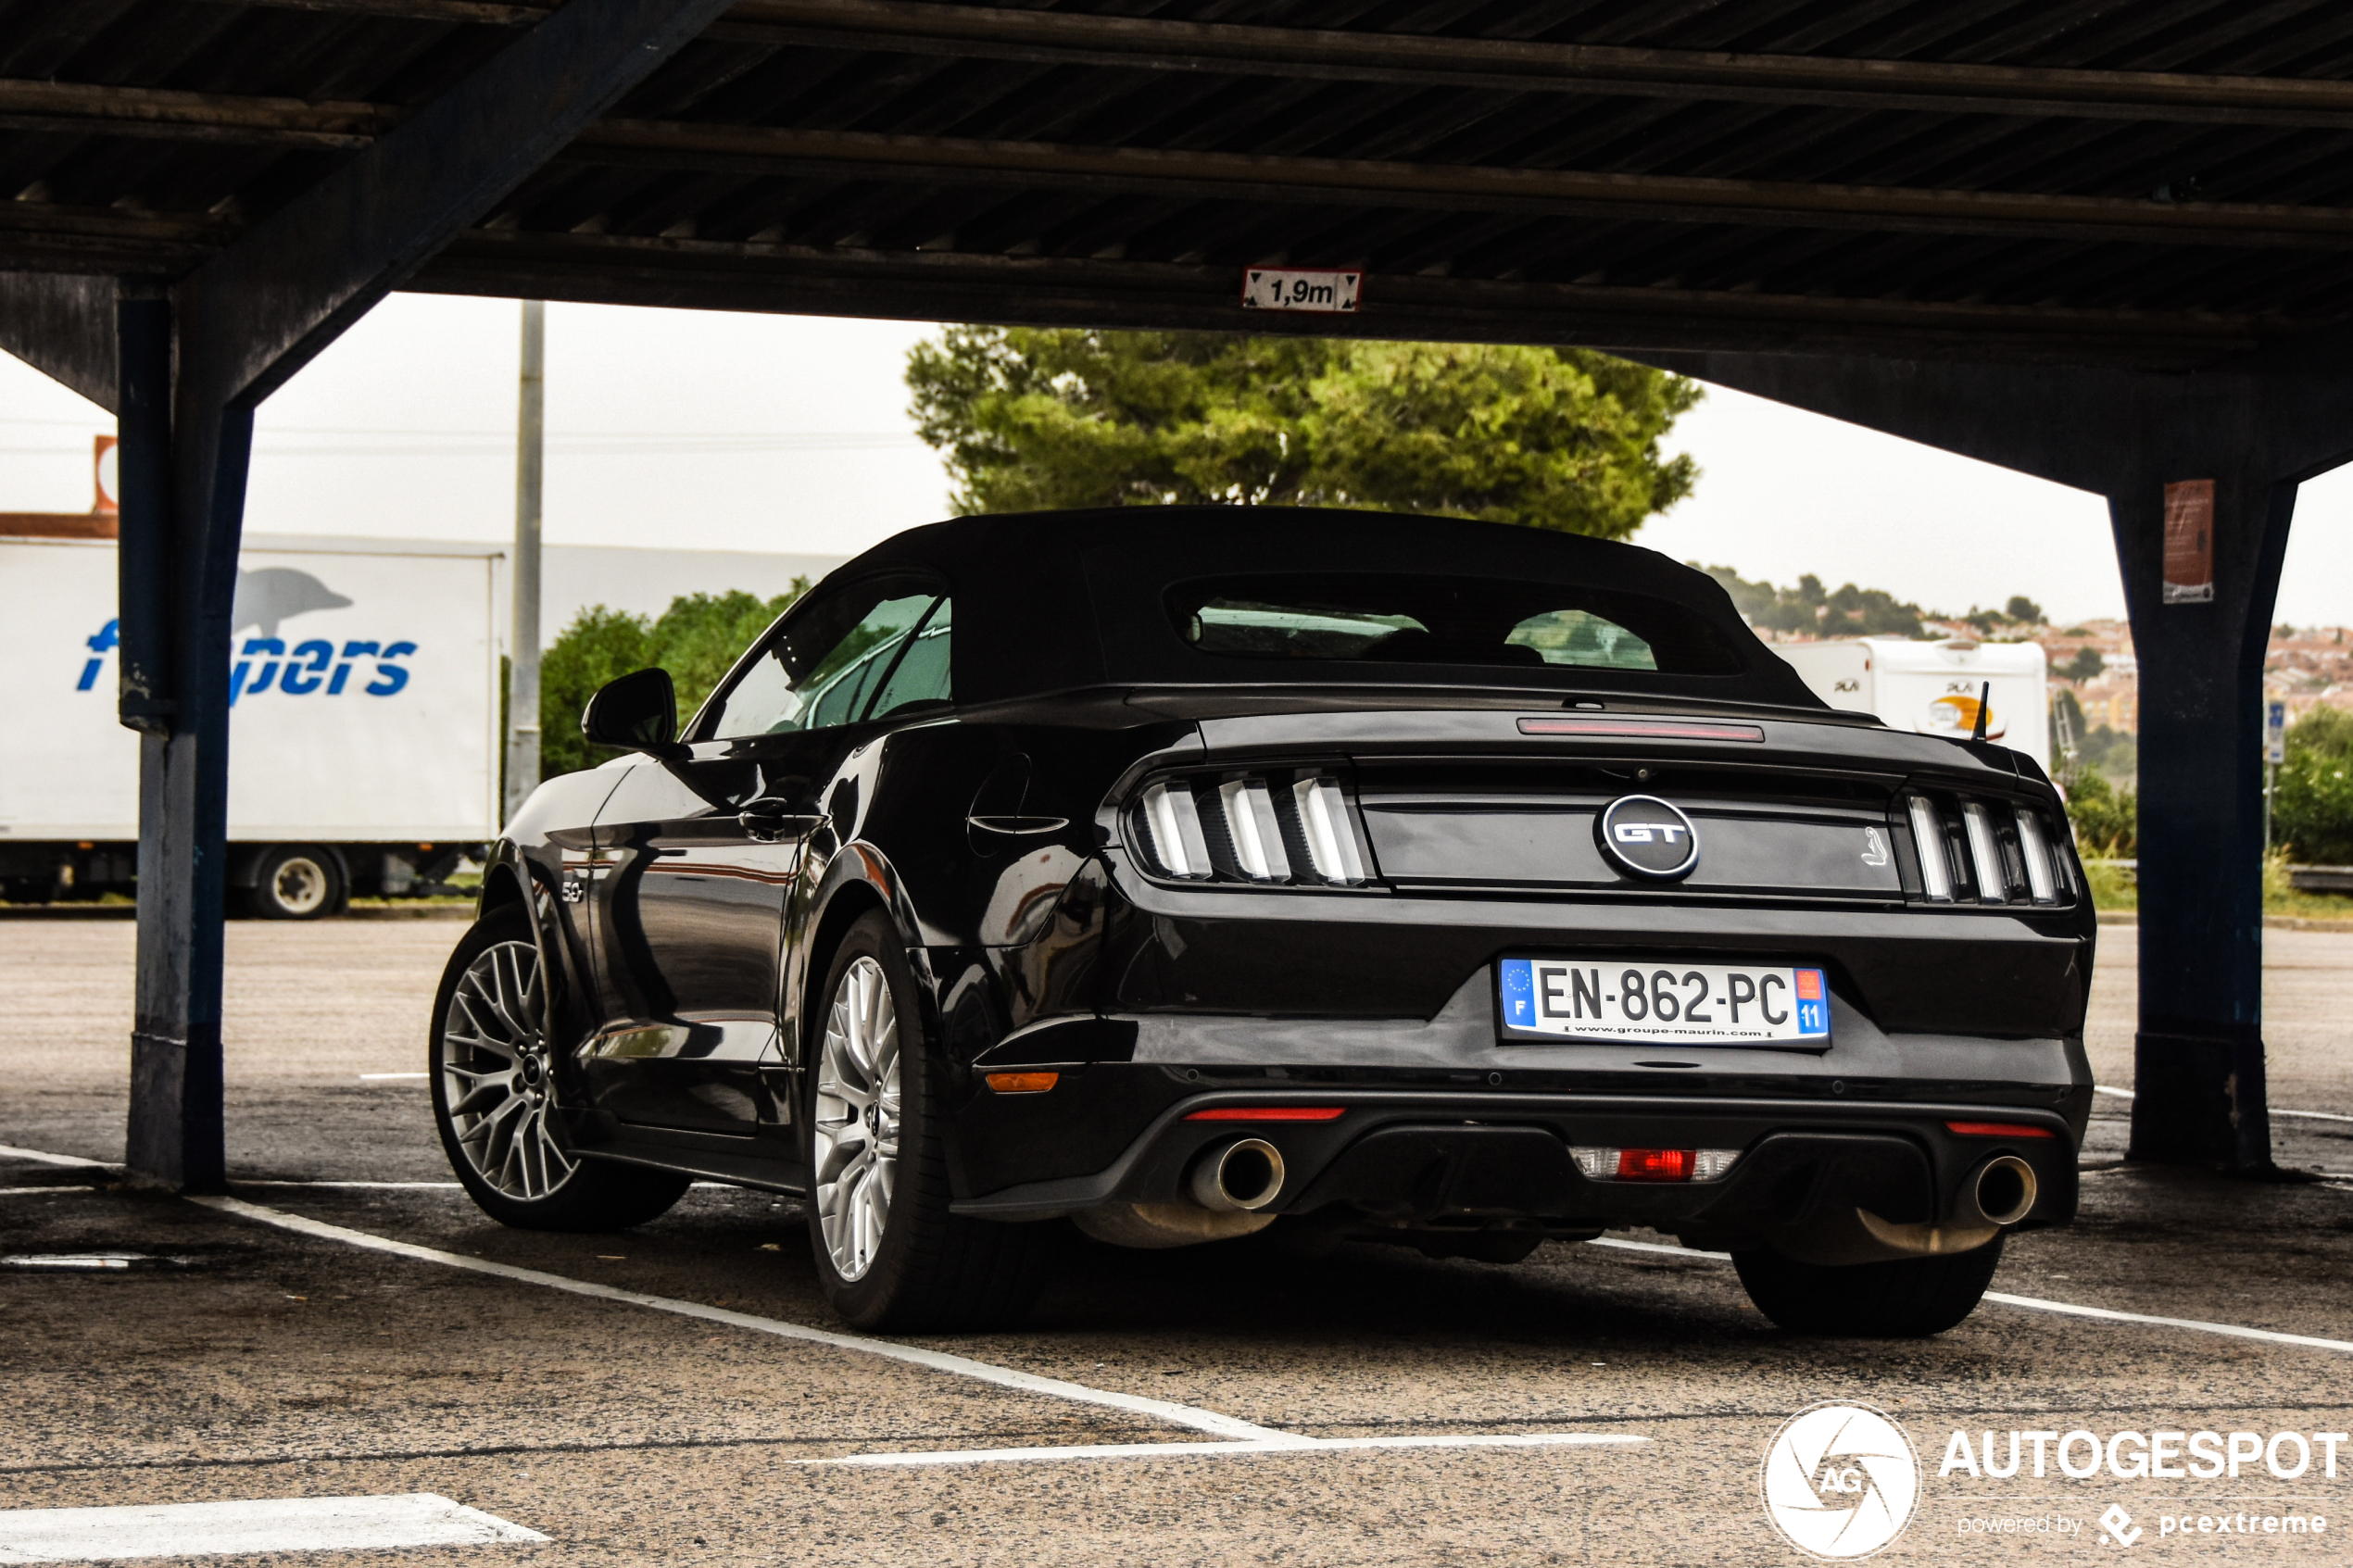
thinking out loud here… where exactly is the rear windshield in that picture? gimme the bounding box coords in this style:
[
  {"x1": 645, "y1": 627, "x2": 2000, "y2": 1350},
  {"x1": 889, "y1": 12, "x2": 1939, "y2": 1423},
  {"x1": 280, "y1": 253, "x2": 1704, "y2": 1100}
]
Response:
[{"x1": 1168, "y1": 574, "x2": 1745, "y2": 675}]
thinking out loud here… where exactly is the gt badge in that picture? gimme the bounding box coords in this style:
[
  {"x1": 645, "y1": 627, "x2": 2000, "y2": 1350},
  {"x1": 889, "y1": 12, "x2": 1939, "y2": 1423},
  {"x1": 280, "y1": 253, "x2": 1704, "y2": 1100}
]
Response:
[{"x1": 1597, "y1": 795, "x2": 1701, "y2": 880}]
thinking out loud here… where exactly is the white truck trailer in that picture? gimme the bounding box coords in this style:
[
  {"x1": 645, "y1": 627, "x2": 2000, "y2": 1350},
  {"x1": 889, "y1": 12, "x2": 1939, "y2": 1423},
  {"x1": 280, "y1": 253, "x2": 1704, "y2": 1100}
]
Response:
[
  {"x1": 1, "y1": 531, "x2": 502, "y2": 917},
  {"x1": 1776, "y1": 636, "x2": 2051, "y2": 773}
]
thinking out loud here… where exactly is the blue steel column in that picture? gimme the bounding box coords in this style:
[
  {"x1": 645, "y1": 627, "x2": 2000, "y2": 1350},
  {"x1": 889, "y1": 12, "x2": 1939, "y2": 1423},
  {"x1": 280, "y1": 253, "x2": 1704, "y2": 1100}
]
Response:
[
  {"x1": 114, "y1": 0, "x2": 738, "y2": 1190},
  {"x1": 2114, "y1": 470, "x2": 2296, "y2": 1171}
]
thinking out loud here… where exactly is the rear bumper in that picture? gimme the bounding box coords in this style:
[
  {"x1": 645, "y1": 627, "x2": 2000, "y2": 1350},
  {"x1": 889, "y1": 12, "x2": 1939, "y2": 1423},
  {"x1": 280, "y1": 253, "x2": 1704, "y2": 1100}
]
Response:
[{"x1": 951, "y1": 1087, "x2": 2080, "y2": 1262}]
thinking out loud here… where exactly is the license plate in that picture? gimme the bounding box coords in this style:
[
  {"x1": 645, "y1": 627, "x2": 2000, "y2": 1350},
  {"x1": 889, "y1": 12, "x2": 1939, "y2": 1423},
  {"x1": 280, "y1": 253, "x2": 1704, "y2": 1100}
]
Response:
[{"x1": 1496, "y1": 958, "x2": 1831, "y2": 1045}]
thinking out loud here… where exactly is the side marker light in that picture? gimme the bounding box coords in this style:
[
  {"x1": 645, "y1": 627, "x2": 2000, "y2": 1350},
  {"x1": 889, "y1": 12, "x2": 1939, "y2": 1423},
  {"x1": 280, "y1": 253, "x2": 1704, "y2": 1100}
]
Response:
[{"x1": 986, "y1": 1072, "x2": 1060, "y2": 1094}]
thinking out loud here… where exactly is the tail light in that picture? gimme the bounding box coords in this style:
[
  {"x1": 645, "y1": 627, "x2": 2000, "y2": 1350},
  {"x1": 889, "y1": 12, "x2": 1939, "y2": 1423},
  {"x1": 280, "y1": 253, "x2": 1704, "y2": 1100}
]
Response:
[
  {"x1": 1132, "y1": 770, "x2": 1373, "y2": 886},
  {"x1": 1900, "y1": 791, "x2": 2074, "y2": 906}
]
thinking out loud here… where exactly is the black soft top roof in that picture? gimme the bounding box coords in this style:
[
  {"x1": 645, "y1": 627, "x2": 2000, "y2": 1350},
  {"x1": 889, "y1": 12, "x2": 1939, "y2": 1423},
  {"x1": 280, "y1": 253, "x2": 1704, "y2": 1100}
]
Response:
[{"x1": 824, "y1": 507, "x2": 1823, "y2": 710}]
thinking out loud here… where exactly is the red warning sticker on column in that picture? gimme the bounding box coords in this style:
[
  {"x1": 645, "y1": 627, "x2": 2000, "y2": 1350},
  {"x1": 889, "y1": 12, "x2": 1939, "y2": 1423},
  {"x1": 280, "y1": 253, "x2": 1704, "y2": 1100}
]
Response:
[{"x1": 2163, "y1": 479, "x2": 2215, "y2": 605}]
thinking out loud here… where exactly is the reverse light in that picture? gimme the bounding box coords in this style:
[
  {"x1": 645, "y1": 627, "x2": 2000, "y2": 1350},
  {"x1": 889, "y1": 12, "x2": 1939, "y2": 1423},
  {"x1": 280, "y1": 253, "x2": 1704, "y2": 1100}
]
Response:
[
  {"x1": 1945, "y1": 1120, "x2": 2057, "y2": 1139},
  {"x1": 1570, "y1": 1147, "x2": 1743, "y2": 1183},
  {"x1": 1184, "y1": 1106, "x2": 1347, "y2": 1122},
  {"x1": 985, "y1": 1072, "x2": 1059, "y2": 1094}
]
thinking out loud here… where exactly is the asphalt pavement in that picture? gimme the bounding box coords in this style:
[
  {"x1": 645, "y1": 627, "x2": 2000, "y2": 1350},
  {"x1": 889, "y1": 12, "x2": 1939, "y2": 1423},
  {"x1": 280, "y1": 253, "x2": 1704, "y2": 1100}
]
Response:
[{"x1": 2, "y1": 917, "x2": 2349, "y2": 1565}]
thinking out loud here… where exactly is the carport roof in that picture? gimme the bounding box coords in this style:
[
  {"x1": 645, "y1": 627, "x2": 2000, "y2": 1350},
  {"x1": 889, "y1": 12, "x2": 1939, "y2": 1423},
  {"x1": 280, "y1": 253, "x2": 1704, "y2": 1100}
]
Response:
[{"x1": 6, "y1": 0, "x2": 2353, "y2": 370}]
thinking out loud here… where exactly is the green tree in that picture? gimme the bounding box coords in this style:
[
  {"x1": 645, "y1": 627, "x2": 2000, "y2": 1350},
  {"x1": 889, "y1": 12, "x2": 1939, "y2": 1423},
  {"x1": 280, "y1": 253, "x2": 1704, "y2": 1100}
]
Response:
[
  {"x1": 906, "y1": 327, "x2": 1700, "y2": 539},
  {"x1": 2005, "y1": 595, "x2": 2044, "y2": 625},
  {"x1": 535, "y1": 583, "x2": 808, "y2": 781},
  {"x1": 2057, "y1": 646, "x2": 2105, "y2": 682},
  {"x1": 1696, "y1": 565, "x2": 1926, "y2": 637},
  {"x1": 2272, "y1": 706, "x2": 2353, "y2": 864}
]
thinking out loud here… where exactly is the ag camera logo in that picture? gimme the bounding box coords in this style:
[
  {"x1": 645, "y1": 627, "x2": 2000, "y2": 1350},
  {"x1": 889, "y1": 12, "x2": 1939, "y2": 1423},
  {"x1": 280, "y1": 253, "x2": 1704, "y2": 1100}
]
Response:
[{"x1": 1761, "y1": 1401, "x2": 1920, "y2": 1560}]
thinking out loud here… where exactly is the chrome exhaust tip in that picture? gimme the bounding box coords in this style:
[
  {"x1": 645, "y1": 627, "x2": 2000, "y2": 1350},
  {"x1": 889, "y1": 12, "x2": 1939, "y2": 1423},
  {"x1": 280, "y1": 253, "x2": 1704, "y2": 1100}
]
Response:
[
  {"x1": 1967, "y1": 1153, "x2": 2038, "y2": 1228},
  {"x1": 1189, "y1": 1137, "x2": 1285, "y2": 1212}
]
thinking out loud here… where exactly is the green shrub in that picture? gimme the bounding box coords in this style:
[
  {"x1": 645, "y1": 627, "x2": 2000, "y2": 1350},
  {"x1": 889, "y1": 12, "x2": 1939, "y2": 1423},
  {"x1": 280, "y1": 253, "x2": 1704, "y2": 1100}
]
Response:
[
  {"x1": 2272, "y1": 707, "x2": 2353, "y2": 865},
  {"x1": 2061, "y1": 764, "x2": 2136, "y2": 858}
]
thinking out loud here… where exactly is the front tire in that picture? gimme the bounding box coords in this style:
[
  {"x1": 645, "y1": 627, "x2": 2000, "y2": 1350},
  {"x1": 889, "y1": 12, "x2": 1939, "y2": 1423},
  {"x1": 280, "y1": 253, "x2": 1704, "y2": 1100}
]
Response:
[
  {"x1": 1733, "y1": 1233, "x2": 2006, "y2": 1337},
  {"x1": 806, "y1": 910, "x2": 1045, "y2": 1331},
  {"x1": 431, "y1": 907, "x2": 690, "y2": 1231}
]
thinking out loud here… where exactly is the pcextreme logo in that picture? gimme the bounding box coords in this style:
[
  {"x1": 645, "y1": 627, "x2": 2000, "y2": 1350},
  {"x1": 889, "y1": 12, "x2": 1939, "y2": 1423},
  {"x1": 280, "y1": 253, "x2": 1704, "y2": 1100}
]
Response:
[{"x1": 1761, "y1": 1401, "x2": 1921, "y2": 1560}]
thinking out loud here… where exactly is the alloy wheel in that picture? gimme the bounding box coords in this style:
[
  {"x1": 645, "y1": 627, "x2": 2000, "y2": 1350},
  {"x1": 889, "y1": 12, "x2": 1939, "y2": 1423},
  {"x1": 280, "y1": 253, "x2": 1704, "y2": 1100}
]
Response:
[
  {"x1": 812, "y1": 955, "x2": 901, "y2": 1282},
  {"x1": 440, "y1": 938, "x2": 577, "y2": 1201}
]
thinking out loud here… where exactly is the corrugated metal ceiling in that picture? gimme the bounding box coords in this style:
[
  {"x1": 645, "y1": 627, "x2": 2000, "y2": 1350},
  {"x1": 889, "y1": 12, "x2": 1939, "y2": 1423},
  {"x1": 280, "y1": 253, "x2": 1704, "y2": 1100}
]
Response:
[{"x1": 6, "y1": 0, "x2": 2353, "y2": 366}]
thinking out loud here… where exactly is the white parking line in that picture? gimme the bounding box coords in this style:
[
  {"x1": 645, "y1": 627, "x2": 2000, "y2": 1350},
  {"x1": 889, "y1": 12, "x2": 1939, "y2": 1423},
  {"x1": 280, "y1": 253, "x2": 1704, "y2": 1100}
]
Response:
[
  {"x1": 190, "y1": 1195, "x2": 1643, "y2": 1466},
  {"x1": 2095, "y1": 1084, "x2": 2353, "y2": 1123},
  {"x1": 1580, "y1": 1238, "x2": 2353, "y2": 1356},
  {"x1": 0, "y1": 1144, "x2": 111, "y2": 1171},
  {"x1": 802, "y1": 1432, "x2": 1643, "y2": 1468},
  {"x1": 192, "y1": 1196, "x2": 1294, "y2": 1443},
  {"x1": 1981, "y1": 1293, "x2": 2353, "y2": 1354},
  {"x1": 0, "y1": 1187, "x2": 101, "y2": 1198},
  {"x1": 357, "y1": 1073, "x2": 429, "y2": 1082},
  {"x1": 234, "y1": 1181, "x2": 463, "y2": 1190},
  {"x1": 0, "y1": 1493, "x2": 543, "y2": 1562}
]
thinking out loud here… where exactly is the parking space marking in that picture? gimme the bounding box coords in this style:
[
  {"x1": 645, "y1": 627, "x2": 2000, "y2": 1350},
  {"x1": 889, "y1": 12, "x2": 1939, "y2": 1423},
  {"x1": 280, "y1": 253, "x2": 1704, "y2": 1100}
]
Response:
[
  {"x1": 2095, "y1": 1084, "x2": 2353, "y2": 1123},
  {"x1": 1982, "y1": 1292, "x2": 2353, "y2": 1353},
  {"x1": 190, "y1": 1197, "x2": 1646, "y2": 1467},
  {"x1": 802, "y1": 1433, "x2": 1644, "y2": 1469},
  {"x1": 1582, "y1": 1238, "x2": 2353, "y2": 1356},
  {"x1": 190, "y1": 1196, "x2": 1289, "y2": 1443},
  {"x1": 357, "y1": 1073, "x2": 430, "y2": 1081},
  {"x1": 0, "y1": 1144, "x2": 110, "y2": 1171},
  {"x1": 0, "y1": 1187, "x2": 102, "y2": 1198},
  {"x1": 0, "y1": 1492, "x2": 543, "y2": 1562},
  {"x1": 234, "y1": 1181, "x2": 463, "y2": 1190}
]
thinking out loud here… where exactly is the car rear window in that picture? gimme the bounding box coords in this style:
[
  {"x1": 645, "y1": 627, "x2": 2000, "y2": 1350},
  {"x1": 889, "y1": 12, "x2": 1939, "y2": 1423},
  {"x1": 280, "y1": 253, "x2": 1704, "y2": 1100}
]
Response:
[{"x1": 1168, "y1": 574, "x2": 1745, "y2": 675}]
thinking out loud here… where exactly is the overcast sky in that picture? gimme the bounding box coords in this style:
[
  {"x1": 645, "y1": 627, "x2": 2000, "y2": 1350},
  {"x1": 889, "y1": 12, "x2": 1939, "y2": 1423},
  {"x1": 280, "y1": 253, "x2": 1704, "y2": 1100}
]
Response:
[{"x1": 6, "y1": 291, "x2": 2351, "y2": 630}]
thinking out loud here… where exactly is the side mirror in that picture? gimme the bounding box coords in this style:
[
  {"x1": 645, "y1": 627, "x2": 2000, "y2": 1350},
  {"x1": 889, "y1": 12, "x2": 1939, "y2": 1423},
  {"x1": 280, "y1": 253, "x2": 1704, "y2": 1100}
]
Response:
[{"x1": 582, "y1": 667, "x2": 683, "y2": 758}]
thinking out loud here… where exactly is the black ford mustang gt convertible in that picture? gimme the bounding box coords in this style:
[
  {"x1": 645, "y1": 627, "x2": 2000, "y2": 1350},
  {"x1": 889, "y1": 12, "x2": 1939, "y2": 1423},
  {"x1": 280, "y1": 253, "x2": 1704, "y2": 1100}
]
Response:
[{"x1": 432, "y1": 507, "x2": 2093, "y2": 1336}]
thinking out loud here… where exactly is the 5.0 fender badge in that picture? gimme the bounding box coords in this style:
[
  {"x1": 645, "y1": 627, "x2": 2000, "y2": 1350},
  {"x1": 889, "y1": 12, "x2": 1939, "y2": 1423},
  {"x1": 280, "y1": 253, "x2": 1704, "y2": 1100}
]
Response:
[{"x1": 1597, "y1": 795, "x2": 1701, "y2": 879}]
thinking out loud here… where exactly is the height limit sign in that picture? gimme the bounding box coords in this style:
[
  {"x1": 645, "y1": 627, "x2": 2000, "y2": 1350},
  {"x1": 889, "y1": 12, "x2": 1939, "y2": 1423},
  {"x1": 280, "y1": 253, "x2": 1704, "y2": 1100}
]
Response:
[{"x1": 1241, "y1": 267, "x2": 1363, "y2": 313}]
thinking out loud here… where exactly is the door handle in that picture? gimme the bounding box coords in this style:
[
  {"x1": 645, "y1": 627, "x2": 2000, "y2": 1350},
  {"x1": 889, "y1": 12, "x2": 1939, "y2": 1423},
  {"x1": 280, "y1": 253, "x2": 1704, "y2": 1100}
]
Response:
[{"x1": 739, "y1": 798, "x2": 824, "y2": 842}]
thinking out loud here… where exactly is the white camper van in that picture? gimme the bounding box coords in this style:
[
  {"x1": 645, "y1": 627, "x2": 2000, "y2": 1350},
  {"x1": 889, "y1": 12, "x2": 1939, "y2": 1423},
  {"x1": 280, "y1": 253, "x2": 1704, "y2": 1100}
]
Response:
[
  {"x1": 0, "y1": 531, "x2": 502, "y2": 917},
  {"x1": 1777, "y1": 636, "x2": 2050, "y2": 772}
]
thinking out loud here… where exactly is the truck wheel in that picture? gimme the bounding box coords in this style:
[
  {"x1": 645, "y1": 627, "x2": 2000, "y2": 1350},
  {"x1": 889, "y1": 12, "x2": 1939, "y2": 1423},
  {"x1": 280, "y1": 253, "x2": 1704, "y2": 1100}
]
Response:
[
  {"x1": 1733, "y1": 1233, "x2": 2006, "y2": 1337},
  {"x1": 246, "y1": 845, "x2": 344, "y2": 920},
  {"x1": 432, "y1": 907, "x2": 690, "y2": 1231},
  {"x1": 805, "y1": 909, "x2": 1046, "y2": 1331}
]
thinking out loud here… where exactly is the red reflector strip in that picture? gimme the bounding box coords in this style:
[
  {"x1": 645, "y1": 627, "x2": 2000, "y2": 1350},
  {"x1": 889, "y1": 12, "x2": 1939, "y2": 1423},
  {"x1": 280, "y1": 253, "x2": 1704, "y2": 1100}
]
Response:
[
  {"x1": 1616, "y1": 1148, "x2": 1694, "y2": 1181},
  {"x1": 1516, "y1": 717, "x2": 1765, "y2": 742},
  {"x1": 1184, "y1": 1107, "x2": 1347, "y2": 1122},
  {"x1": 1944, "y1": 1120, "x2": 2057, "y2": 1139}
]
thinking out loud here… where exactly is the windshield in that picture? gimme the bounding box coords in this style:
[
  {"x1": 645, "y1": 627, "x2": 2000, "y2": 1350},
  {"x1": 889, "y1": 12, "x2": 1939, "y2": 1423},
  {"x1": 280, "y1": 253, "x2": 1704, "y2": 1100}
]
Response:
[{"x1": 1169, "y1": 574, "x2": 1743, "y2": 675}]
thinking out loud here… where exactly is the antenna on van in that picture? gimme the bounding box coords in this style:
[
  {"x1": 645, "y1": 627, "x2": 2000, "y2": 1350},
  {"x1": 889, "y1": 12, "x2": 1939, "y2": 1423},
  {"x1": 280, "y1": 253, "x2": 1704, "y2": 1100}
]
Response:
[{"x1": 1970, "y1": 681, "x2": 1991, "y2": 742}]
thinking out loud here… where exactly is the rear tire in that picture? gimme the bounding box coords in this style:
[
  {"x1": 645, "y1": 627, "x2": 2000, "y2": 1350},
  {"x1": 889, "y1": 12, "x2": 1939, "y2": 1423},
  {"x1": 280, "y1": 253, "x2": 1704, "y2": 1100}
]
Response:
[
  {"x1": 432, "y1": 906, "x2": 691, "y2": 1232},
  {"x1": 806, "y1": 909, "x2": 1046, "y2": 1331},
  {"x1": 245, "y1": 845, "x2": 345, "y2": 920},
  {"x1": 1734, "y1": 1233, "x2": 2005, "y2": 1337}
]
